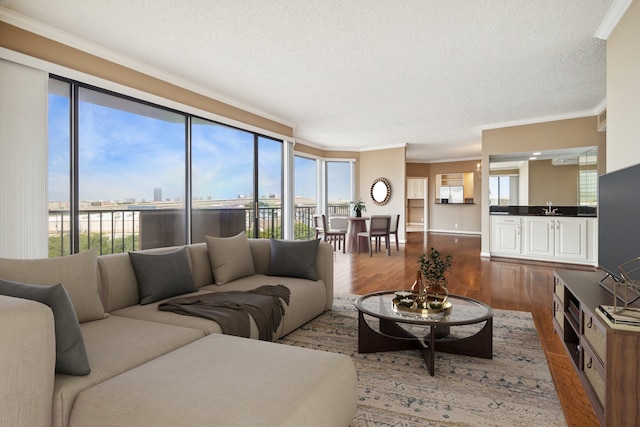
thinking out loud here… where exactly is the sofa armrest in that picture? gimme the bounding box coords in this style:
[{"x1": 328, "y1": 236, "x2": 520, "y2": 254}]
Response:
[
  {"x1": 315, "y1": 241, "x2": 334, "y2": 311},
  {"x1": 0, "y1": 295, "x2": 56, "y2": 427}
]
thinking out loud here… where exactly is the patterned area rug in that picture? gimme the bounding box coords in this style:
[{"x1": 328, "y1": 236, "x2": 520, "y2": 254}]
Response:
[{"x1": 279, "y1": 294, "x2": 566, "y2": 427}]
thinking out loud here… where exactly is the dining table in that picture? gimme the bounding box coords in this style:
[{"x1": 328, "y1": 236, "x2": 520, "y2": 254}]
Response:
[{"x1": 333, "y1": 216, "x2": 370, "y2": 253}]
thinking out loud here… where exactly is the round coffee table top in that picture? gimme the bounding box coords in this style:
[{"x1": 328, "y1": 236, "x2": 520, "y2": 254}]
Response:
[{"x1": 355, "y1": 290, "x2": 493, "y2": 326}]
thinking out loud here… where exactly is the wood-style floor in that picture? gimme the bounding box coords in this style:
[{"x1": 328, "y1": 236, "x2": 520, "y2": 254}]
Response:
[{"x1": 332, "y1": 231, "x2": 600, "y2": 427}]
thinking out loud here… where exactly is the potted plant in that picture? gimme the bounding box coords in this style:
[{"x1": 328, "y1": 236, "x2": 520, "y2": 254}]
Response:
[
  {"x1": 351, "y1": 199, "x2": 366, "y2": 217},
  {"x1": 417, "y1": 247, "x2": 452, "y2": 309}
]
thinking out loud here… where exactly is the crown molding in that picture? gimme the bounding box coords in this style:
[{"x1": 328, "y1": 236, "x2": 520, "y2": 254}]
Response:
[
  {"x1": 593, "y1": 98, "x2": 607, "y2": 114},
  {"x1": 594, "y1": 0, "x2": 633, "y2": 40},
  {"x1": 358, "y1": 143, "x2": 407, "y2": 152},
  {"x1": 479, "y1": 108, "x2": 602, "y2": 132},
  {"x1": 296, "y1": 138, "x2": 406, "y2": 154},
  {"x1": 0, "y1": 7, "x2": 295, "y2": 129}
]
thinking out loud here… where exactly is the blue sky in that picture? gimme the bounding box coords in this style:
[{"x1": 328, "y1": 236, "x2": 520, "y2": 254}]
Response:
[{"x1": 48, "y1": 85, "x2": 350, "y2": 204}]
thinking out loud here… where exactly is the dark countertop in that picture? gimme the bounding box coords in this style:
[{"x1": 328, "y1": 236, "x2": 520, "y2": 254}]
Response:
[{"x1": 489, "y1": 205, "x2": 597, "y2": 217}]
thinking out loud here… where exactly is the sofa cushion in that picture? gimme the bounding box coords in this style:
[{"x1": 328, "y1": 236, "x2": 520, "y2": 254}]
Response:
[
  {"x1": 268, "y1": 238, "x2": 319, "y2": 280},
  {"x1": 111, "y1": 289, "x2": 263, "y2": 338},
  {"x1": 69, "y1": 334, "x2": 357, "y2": 427},
  {"x1": 205, "y1": 232, "x2": 255, "y2": 285},
  {"x1": 185, "y1": 243, "x2": 214, "y2": 287},
  {"x1": 129, "y1": 247, "x2": 198, "y2": 305},
  {"x1": 0, "y1": 279, "x2": 90, "y2": 376},
  {"x1": 52, "y1": 316, "x2": 204, "y2": 427},
  {"x1": 0, "y1": 248, "x2": 105, "y2": 323},
  {"x1": 200, "y1": 274, "x2": 326, "y2": 337}
]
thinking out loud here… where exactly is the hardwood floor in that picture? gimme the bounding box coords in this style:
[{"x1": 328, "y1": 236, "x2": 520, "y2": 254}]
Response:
[{"x1": 332, "y1": 231, "x2": 600, "y2": 427}]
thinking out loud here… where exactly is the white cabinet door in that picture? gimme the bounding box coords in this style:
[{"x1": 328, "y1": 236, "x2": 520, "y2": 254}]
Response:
[
  {"x1": 407, "y1": 178, "x2": 425, "y2": 199},
  {"x1": 492, "y1": 216, "x2": 594, "y2": 265},
  {"x1": 555, "y1": 218, "x2": 588, "y2": 261},
  {"x1": 491, "y1": 217, "x2": 521, "y2": 254},
  {"x1": 524, "y1": 217, "x2": 554, "y2": 257}
]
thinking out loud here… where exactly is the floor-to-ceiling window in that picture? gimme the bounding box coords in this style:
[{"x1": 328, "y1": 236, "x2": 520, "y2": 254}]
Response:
[
  {"x1": 191, "y1": 118, "x2": 254, "y2": 241},
  {"x1": 257, "y1": 136, "x2": 283, "y2": 238},
  {"x1": 48, "y1": 76, "x2": 286, "y2": 256},
  {"x1": 326, "y1": 160, "x2": 351, "y2": 216},
  {"x1": 48, "y1": 78, "x2": 72, "y2": 256},
  {"x1": 78, "y1": 87, "x2": 187, "y2": 251},
  {"x1": 294, "y1": 155, "x2": 318, "y2": 239}
]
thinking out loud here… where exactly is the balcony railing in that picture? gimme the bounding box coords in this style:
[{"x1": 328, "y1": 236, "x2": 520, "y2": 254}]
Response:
[{"x1": 48, "y1": 204, "x2": 351, "y2": 257}]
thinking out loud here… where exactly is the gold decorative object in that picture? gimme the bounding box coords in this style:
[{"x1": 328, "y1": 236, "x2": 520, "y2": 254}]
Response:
[
  {"x1": 410, "y1": 270, "x2": 424, "y2": 296},
  {"x1": 424, "y1": 282, "x2": 449, "y2": 310},
  {"x1": 392, "y1": 292, "x2": 452, "y2": 316}
]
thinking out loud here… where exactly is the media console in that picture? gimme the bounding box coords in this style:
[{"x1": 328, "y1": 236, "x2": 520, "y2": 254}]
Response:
[{"x1": 553, "y1": 269, "x2": 640, "y2": 426}]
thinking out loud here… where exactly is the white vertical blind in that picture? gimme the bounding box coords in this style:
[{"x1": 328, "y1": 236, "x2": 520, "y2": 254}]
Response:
[{"x1": 0, "y1": 59, "x2": 48, "y2": 258}]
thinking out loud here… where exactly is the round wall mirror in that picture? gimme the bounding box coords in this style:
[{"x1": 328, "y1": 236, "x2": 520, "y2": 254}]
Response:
[{"x1": 371, "y1": 177, "x2": 391, "y2": 206}]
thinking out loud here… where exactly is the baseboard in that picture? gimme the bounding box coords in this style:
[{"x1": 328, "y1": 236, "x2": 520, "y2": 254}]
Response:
[{"x1": 428, "y1": 229, "x2": 481, "y2": 236}]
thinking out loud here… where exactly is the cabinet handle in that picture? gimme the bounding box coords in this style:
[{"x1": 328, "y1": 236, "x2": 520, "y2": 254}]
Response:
[
  {"x1": 587, "y1": 317, "x2": 593, "y2": 328},
  {"x1": 587, "y1": 357, "x2": 592, "y2": 369}
]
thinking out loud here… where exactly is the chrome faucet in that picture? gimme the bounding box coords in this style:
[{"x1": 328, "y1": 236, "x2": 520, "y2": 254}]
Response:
[{"x1": 544, "y1": 201, "x2": 558, "y2": 215}]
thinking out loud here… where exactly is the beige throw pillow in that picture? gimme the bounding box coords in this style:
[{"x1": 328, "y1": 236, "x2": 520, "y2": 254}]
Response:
[
  {"x1": 0, "y1": 248, "x2": 106, "y2": 323},
  {"x1": 205, "y1": 233, "x2": 255, "y2": 285}
]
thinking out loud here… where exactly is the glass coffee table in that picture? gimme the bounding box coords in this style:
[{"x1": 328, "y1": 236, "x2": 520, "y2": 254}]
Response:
[{"x1": 355, "y1": 291, "x2": 493, "y2": 376}]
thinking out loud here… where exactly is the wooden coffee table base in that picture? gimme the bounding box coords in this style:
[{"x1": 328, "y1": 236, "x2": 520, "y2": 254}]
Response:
[{"x1": 358, "y1": 311, "x2": 493, "y2": 376}]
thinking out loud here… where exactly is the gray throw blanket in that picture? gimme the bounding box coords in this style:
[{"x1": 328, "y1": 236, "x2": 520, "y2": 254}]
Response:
[{"x1": 158, "y1": 285, "x2": 290, "y2": 341}]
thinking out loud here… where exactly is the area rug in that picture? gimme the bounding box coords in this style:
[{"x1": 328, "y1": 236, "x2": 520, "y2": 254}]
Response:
[{"x1": 278, "y1": 294, "x2": 566, "y2": 427}]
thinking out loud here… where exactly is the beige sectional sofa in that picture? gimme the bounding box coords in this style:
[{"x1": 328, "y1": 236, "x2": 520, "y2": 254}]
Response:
[{"x1": 0, "y1": 235, "x2": 357, "y2": 427}]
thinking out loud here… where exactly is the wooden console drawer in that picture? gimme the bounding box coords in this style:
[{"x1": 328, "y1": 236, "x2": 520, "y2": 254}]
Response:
[
  {"x1": 553, "y1": 277, "x2": 564, "y2": 303},
  {"x1": 553, "y1": 299, "x2": 564, "y2": 331},
  {"x1": 582, "y1": 345, "x2": 605, "y2": 407},
  {"x1": 583, "y1": 311, "x2": 606, "y2": 364}
]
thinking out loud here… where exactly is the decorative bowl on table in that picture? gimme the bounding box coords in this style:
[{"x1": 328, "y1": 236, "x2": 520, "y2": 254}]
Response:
[{"x1": 391, "y1": 292, "x2": 452, "y2": 316}]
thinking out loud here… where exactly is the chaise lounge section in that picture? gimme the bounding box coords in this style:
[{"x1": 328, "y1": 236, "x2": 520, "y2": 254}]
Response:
[{"x1": 0, "y1": 234, "x2": 357, "y2": 427}]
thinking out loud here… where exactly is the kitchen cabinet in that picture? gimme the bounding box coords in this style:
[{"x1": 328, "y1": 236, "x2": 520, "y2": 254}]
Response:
[
  {"x1": 491, "y1": 215, "x2": 596, "y2": 265},
  {"x1": 524, "y1": 216, "x2": 588, "y2": 261},
  {"x1": 407, "y1": 178, "x2": 425, "y2": 199},
  {"x1": 524, "y1": 217, "x2": 588, "y2": 261},
  {"x1": 406, "y1": 178, "x2": 427, "y2": 231},
  {"x1": 490, "y1": 216, "x2": 521, "y2": 255},
  {"x1": 435, "y1": 173, "x2": 473, "y2": 204}
]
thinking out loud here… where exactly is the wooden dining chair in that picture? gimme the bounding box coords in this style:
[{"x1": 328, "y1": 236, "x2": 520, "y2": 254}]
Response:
[
  {"x1": 315, "y1": 214, "x2": 346, "y2": 253},
  {"x1": 357, "y1": 215, "x2": 391, "y2": 256},
  {"x1": 313, "y1": 215, "x2": 324, "y2": 240}
]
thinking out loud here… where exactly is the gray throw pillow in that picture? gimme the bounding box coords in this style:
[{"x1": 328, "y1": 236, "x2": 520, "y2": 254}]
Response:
[
  {"x1": 268, "y1": 238, "x2": 319, "y2": 281},
  {"x1": 129, "y1": 247, "x2": 198, "y2": 305},
  {"x1": 0, "y1": 279, "x2": 91, "y2": 376}
]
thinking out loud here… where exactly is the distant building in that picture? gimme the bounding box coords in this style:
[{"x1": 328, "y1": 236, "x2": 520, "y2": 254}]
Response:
[{"x1": 154, "y1": 188, "x2": 162, "y2": 202}]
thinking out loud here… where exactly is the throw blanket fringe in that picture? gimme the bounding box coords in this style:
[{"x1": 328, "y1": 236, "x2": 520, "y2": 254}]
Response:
[{"x1": 158, "y1": 285, "x2": 290, "y2": 341}]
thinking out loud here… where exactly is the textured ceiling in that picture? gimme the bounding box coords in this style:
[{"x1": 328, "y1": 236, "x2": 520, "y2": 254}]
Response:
[{"x1": 1, "y1": 0, "x2": 613, "y2": 161}]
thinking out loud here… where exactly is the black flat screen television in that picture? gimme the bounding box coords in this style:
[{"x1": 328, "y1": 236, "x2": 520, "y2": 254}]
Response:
[{"x1": 598, "y1": 162, "x2": 640, "y2": 297}]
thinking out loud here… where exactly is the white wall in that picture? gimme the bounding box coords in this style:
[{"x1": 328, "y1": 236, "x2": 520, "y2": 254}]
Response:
[{"x1": 607, "y1": 1, "x2": 640, "y2": 172}]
